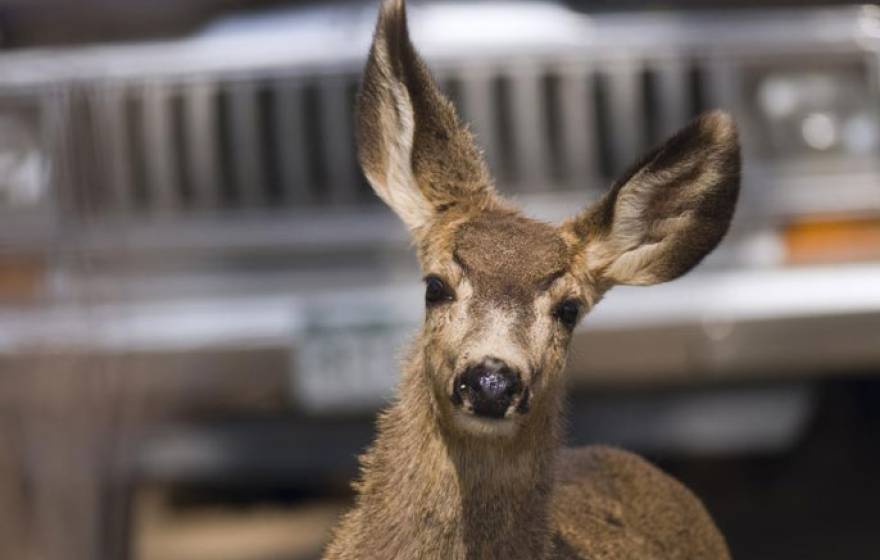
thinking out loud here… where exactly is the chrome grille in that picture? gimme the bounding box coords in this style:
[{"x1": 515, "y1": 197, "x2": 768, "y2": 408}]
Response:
[
  {"x1": 69, "y1": 56, "x2": 713, "y2": 219},
  {"x1": 442, "y1": 58, "x2": 711, "y2": 192}
]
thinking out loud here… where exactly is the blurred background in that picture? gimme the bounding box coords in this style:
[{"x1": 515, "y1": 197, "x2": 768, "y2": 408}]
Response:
[{"x1": 0, "y1": 0, "x2": 879, "y2": 559}]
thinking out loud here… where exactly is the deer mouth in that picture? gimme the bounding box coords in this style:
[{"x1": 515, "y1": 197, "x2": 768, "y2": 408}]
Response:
[{"x1": 451, "y1": 408, "x2": 522, "y2": 438}]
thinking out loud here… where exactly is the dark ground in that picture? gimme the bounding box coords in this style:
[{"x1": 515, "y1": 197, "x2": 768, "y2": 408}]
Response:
[{"x1": 661, "y1": 377, "x2": 880, "y2": 560}]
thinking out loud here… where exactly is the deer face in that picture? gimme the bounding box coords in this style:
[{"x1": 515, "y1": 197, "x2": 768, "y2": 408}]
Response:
[
  {"x1": 417, "y1": 210, "x2": 584, "y2": 436},
  {"x1": 357, "y1": 0, "x2": 740, "y2": 438}
]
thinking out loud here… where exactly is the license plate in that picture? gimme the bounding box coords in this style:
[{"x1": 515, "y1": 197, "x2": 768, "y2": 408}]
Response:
[{"x1": 291, "y1": 296, "x2": 418, "y2": 413}]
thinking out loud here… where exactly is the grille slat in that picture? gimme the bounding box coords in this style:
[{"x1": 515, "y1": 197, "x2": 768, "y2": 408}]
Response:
[
  {"x1": 125, "y1": 91, "x2": 150, "y2": 209},
  {"x1": 319, "y1": 76, "x2": 359, "y2": 205},
  {"x1": 556, "y1": 65, "x2": 596, "y2": 191},
  {"x1": 509, "y1": 67, "x2": 550, "y2": 191},
  {"x1": 698, "y1": 59, "x2": 733, "y2": 115},
  {"x1": 460, "y1": 69, "x2": 501, "y2": 181},
  {"x1": 275, "y1": 80, "x2": 312, "y2": 204},
  {"x1": 655, "y1": 60, "x2": 691, "y2": 139},
  {"x1": 604, "y1": 61, "x2": 645, "y2": 177},
  {"x1": 93, "y1": 86, "x2": 134, "y2": 214},
  {"x1": 184, "y1": 81, "x2": 220, "y2": 210},
  {"x1": 171, "y1": 91, "x2": 193, "y2": 207},
  {"x1": 229, "y1": 81, "x2": 266, "y2": 207},
  {"x1": 143, "y1": 83, "x2": 179, "y2": 213},
  {"x1": 257, "y1": 84, "x2": 283, "y2": 204}
]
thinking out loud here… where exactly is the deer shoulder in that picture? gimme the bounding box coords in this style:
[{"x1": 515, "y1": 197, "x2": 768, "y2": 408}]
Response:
[{"x1": 551, "y1": 445, "x2": 731, "y2": 560}]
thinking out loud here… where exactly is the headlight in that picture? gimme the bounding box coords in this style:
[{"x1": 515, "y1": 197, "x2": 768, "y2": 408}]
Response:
[
  {"x1": 747, "y1": 58, "x2": 878, "y2": 160},
  {"x1": 0, "y1": 108, "x2": 47, "y2": 209}
]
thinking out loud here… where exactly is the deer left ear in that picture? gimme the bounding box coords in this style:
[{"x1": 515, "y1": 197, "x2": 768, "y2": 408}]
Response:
[
  {"x1": 357, "y1": 0, "x2": 497, "y2": 235},
  {"x1": 564, "y1": 111, "x2": 741, "y2": 288}
]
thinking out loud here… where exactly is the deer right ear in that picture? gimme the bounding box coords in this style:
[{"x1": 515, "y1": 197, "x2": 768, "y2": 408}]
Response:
[
  {"x1": 564, "y1": 111, "x2": 741, "y2": 289},
  {"x1": 357, "y1": 0, "x2": 496, "y2": 234}
]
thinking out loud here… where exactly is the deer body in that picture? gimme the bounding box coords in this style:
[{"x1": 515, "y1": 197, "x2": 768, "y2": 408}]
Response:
[
  {"x1": 325, "y1": 1, "x2": 739, "y2": 558},
  {"x1": 326, "y1": 336, "x2": 729, "y2": 559}
]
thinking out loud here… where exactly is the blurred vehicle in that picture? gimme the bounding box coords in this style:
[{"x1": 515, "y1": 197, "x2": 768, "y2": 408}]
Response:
[{"x1": 1, "y1": 1, "x2": 880, "y2": 559}]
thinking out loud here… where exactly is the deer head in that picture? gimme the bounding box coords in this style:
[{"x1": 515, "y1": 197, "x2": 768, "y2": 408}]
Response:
[{"x1": 358, "y1": 0, "x2": 740, "y2": 439}]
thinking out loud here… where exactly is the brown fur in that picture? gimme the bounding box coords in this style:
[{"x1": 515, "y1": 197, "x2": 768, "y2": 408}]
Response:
[
  {"x1": 455, "y1": 210, "x2": 571, "y2": 304},
  {"x1": 324, "y1": 1, "x2": 739, "y2": 558},
  {"x1": 552, "y1": 446, "x2": 730, "y2": 559}
]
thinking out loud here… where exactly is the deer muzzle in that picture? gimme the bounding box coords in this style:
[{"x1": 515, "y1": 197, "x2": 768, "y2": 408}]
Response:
[{"x1": 451, "y1": 357, "x2": 527, "y2": 419}]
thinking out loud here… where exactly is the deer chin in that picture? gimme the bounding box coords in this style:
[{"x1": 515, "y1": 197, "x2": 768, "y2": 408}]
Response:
[{"x1": 451, "y1": 409, "x2": 520, "y2": 439}]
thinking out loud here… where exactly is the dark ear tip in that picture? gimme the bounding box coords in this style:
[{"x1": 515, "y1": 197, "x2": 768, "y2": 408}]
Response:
[
  {"x1": 695, "y1": 110, "x2": 739, "y2": 149},
  {"x1": 378, "y1": 0, "x2": 408, "y2": 36},
  {"x1": 382, "y1": 0, "x2": 406, "y2": 14},
  {"x1": 698, "y1": 109, "x2": 735, "y2": 130}
]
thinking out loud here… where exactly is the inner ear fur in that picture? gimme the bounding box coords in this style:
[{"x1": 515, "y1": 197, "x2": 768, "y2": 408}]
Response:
[
  {"x1": 357, "y1": 0, "x2": 497, "y2": 233},
  {"x1": 565, "y1": 110, "x2": 741, "y2": 287}
]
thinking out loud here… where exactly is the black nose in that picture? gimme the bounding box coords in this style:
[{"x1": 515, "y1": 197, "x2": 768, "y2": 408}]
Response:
[{"x1": 454, "y1": 358, "x2": 523, "y2": 419}]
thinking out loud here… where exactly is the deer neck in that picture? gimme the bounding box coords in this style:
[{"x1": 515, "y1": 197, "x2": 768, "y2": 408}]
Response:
[{"x1": 346, "y1": 347, "x2": 562, "y2": 559}]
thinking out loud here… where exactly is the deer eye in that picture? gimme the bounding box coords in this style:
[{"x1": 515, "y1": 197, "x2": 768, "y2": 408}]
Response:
[
  {"x1": 425, "y1": 275, "x2": 454, "y2": 306},
  {"x1": 554, "y1": 299, "x2": 581, "y2": 330}
]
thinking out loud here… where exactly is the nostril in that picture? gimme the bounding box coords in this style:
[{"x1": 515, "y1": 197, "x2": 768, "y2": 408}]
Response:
[
  {"x1": 477, "y1": 371, "x2": 509, "y2": 401},
  {"x1": 505, "y1": 379, "x2": 521, "y2": 397},
  {"x1": 516, "y1": 387, "x2": 531, "y2": 414}
]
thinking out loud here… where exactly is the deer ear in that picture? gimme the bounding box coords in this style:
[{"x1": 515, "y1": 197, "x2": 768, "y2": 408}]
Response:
[
  {"x1": 564, "y1": 111, "x2": 740, "y2": 287},
  {"x1": 357, "y1": 0, "x2": 496, "y2": 233}
]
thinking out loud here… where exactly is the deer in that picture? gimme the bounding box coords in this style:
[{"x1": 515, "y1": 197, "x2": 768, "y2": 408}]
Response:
[{"x1": 324, "y1": 0, "x2": 739, "y2": 558}]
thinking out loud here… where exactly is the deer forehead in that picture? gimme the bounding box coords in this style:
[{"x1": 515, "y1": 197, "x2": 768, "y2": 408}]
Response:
[{"x1": 451, "y1": 211, "x2": 570, "y2": 302}]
